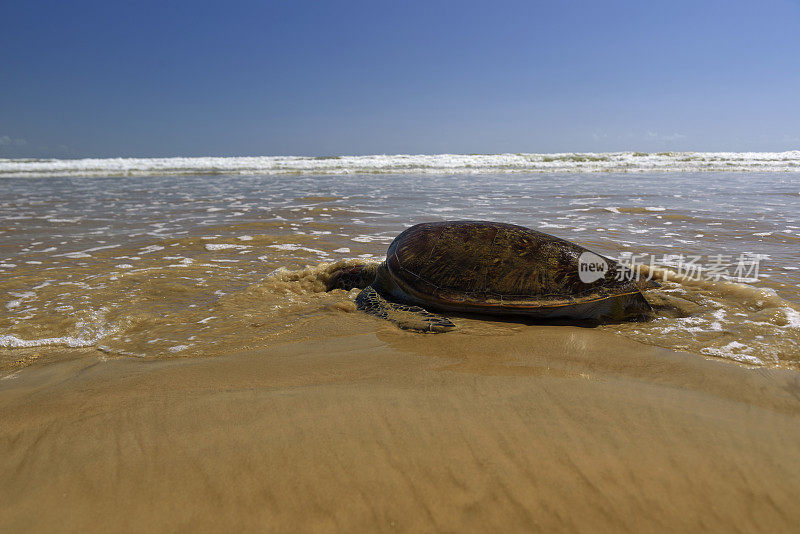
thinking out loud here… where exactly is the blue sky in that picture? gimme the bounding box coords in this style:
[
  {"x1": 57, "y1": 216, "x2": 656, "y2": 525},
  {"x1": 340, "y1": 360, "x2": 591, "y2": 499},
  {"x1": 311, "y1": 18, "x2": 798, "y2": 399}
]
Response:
[{"x1": 2, "y1": 0, "x2": 799, "y2": 157}]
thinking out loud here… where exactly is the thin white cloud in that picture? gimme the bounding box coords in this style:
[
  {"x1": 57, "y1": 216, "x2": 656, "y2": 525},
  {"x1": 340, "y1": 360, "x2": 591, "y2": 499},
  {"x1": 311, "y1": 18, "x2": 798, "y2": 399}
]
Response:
[
  {"x1": 646, "y1": 131, "x2": 686, "y2": 141},
  {"x1": 0, "y1": 135, "x2": 27, "y2": 146}
]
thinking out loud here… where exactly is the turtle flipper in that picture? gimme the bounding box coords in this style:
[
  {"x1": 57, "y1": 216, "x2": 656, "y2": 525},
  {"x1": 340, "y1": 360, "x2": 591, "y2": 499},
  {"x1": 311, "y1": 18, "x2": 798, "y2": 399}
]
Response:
[{"x1": 355, "y1": 286, "x2": 455, "y2": 333}]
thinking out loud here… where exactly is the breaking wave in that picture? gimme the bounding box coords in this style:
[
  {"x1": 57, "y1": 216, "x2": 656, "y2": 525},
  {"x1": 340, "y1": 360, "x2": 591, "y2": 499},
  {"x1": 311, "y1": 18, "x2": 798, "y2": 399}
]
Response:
[{"x1": 3, "y1": 151, "x2": 800, "y2": 178}]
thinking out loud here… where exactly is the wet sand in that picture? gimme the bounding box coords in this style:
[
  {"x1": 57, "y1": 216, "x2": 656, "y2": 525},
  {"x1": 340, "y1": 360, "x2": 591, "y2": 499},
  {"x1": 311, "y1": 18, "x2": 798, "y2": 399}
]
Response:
[{"x1": 3, "y1": 323, "x2": 800, "y2": 532}]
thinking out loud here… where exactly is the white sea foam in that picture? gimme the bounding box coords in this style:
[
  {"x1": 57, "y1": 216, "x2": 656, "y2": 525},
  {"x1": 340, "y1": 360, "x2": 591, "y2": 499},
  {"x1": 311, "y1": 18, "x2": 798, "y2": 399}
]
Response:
[
  {"x1": 784, "y1": 307, "x2": 800, "y2": 328},
  {"x1": 205, "y1": 243, "x2": 249, "y2": 251},
  {"x1": 700, "y1": 342, "x2": 764, "y2": 366},
  {"x1": 3, "y1": 151, "x2": 800, "y2": 178},
  {"x1": 266, "y1": 244, "x2": 329, "y2": 255},
  {"x1": 351, "y1": 235, "x2": 392, "y2": 243},
  {"x1": 0, "y1": 333, "x2": 97, "y2": 348},
  {"x1": 0, "y1": 309, "x2": 113, "y2": 349}
]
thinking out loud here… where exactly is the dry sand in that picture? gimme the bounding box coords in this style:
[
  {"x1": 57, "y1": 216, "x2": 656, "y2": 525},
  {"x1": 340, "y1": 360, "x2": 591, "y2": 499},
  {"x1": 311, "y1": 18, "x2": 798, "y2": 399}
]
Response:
[{"x1": 2, "y1": 323, "x2": 800, "y2": 532}]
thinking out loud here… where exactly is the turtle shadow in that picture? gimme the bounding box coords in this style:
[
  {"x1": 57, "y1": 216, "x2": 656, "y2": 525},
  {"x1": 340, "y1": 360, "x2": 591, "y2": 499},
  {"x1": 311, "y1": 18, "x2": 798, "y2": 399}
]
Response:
[
  {"x1": 438, "y1": 305, "x2": 669, "y2": 328},
  {"x1": 438, "y1": 310, "x2": 605, "y2": 328}
]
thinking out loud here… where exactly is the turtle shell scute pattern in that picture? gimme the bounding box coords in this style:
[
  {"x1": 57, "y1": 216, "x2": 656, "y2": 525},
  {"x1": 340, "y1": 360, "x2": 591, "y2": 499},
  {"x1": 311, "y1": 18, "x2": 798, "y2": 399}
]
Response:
[{"x1": 386, "y1": 220, "x2": 638, "y2": 309}]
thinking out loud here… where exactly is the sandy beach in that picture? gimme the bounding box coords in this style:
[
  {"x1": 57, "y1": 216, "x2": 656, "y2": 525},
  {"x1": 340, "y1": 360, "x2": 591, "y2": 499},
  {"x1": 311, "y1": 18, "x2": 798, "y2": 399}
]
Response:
[{"x1": 3, "y1": 317, "x2": 800, "y2": 532}]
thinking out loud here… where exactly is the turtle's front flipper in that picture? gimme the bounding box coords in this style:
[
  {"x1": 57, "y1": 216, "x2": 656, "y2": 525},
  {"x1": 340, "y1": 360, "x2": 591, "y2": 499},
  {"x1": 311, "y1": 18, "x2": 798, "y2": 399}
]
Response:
[{"x1": 356, "y1": 286, "x2": 455, "y2": 333}]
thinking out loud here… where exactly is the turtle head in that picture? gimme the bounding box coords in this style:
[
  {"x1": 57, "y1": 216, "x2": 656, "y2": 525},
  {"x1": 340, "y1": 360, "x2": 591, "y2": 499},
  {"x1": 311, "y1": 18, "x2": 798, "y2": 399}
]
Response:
[{"x1": 327, "y1": 262, "x2": 379, "y2": 291}]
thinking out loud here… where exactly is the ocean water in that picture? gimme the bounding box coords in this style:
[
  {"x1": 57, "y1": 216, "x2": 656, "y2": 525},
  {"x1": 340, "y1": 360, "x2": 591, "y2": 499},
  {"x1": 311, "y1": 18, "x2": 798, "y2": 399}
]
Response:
[{"x1": 1, "y1": 159, "x2": 799, "y2": 369}]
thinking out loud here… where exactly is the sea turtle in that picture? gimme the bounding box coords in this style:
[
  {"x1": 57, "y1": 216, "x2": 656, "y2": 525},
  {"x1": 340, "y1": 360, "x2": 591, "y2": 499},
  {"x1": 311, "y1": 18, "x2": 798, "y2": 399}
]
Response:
[{"x1": 328, "y1": 220, "x2": 659, "y2": 332}]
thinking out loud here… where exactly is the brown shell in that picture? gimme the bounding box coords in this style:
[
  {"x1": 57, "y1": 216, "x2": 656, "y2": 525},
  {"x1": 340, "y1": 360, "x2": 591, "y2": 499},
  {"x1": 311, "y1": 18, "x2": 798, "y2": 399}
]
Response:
[{"x1": 385, "y1": 220, "x2": 640, "y2": 311}]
